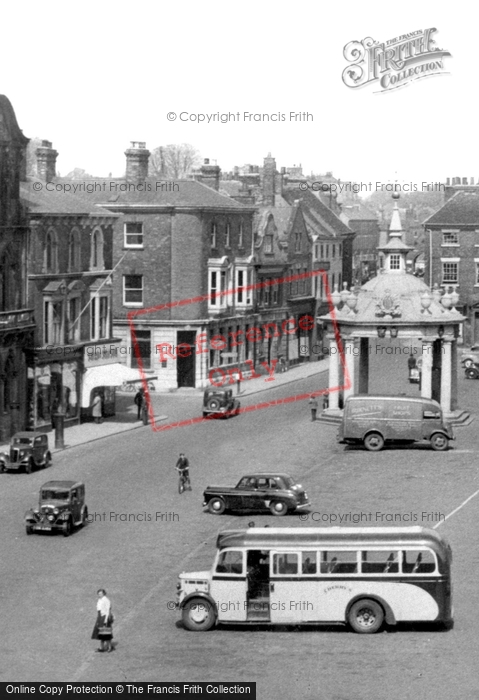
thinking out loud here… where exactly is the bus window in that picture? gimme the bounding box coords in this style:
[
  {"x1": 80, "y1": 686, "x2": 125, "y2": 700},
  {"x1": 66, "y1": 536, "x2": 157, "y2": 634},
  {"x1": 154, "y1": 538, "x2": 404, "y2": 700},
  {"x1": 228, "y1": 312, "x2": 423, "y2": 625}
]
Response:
[
  {"x1": 402, "y1": 550, "x2": 436, "y2": 574},
  {"x1": 216, "y1": 550, "x2": 244, "y2": 575},
  {"x1": 273, "y1": 553, "x2": 298, "y2": 575},
  {"x1": 361, "y1": 551, "x2": 399, "y2": 574},
  {"x1": 301, "y1": 551, "x2": 317, "y2": 574},
  {"x1": 321, "y1": 551, "x2": 358, "y2": 574}
]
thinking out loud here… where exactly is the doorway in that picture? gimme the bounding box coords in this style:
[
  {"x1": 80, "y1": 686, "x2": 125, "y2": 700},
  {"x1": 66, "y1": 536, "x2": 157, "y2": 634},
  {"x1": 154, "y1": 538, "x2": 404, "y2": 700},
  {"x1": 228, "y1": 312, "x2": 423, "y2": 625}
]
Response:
[{"x1": 177, "y1": 331, "x2": 196, "y2": 388}]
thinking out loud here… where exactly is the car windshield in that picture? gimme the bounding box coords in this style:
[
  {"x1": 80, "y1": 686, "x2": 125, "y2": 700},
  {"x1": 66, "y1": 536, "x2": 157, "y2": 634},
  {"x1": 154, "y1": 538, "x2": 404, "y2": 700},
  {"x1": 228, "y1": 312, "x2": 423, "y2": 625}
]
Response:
[
  {"x1": 13, "y1": 438, "x2": 33, "y2": 445},
  {"x1": 284, "y1": 477, "x2": 296, "y2": 487},
  {"x1": 41, "y1": 490, "x2": 69, "y2": 500}
]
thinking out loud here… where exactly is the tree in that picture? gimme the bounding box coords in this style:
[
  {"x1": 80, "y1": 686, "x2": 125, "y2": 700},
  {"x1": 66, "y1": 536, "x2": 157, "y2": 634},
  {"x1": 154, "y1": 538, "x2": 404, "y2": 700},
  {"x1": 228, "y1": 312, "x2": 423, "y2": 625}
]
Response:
[
  {"x1": 64, "y1": 167, "x2": 94, "y2": 180},
  {"x1": 149, "y1": 143, "x2": 201, "y2": 179}
]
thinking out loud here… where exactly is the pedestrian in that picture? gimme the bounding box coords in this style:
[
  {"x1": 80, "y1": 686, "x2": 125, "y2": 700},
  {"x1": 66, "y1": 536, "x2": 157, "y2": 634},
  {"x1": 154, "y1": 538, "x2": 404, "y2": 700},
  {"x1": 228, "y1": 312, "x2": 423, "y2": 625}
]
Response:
[
  {"x1": 322, "y1": 392, "x2": 329, "y2": 410},
  {"x1": 91, "y1": 392, "x2": 103, "y2": 424},
  {"x1": 309, "y1": 394, "x2": 318, "y2": 421},
  {"x1": 134, "y1": 387, "x2": 144, "y2": 420},
  {"x1": 91, "y1": 589, "x2": 114, "y2": 653},
  {"x1": 176, "y1": 453, "x2": 191, "y2": 490}
]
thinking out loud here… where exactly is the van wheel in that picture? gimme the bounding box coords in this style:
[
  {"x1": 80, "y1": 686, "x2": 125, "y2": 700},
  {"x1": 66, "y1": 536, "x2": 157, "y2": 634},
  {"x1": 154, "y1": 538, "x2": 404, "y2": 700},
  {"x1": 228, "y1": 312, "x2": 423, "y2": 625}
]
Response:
[
  {"x1": 206, "y1": 398, "x2": 221, "y2": 411},
  {"x1": 270, "y1": 500, "x2": 288, "y2": 516},
  {"x1": 44, "y1": 452, "x2": 52, "y2": 468},
  {"x1": 431, "y1": 433, "x2": 449, "y2": 451},
  {"x1": 25, "y1": 458, "x2": 34, "y2": 474},
  {"x1": 208, "y1": 497, "x2": 226, "y2": 515},
  {"x1": 364, "y1": 433, "x2": 384, "y2": 452},
  {"x1": 348, "y1": 599, "x2": 384, "y2": 634},
  {"x1": 182, "y1": 598, "x2": 216, "y2": 631},
  {"x1": 465, "y1": 367, "x2": 479, "y2": 379}
]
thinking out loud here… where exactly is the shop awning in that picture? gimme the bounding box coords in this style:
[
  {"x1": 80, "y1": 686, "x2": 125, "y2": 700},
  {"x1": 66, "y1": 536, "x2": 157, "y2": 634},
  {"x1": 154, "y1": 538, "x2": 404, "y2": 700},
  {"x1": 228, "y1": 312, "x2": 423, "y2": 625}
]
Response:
[{"x1": 81, "y1": 364, "x2": 157, "y2": 408}]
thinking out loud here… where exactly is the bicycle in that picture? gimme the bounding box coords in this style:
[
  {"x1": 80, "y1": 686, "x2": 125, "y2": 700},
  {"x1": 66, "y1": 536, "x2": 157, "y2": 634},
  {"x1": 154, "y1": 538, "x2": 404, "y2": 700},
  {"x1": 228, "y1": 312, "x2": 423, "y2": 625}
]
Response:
[{"x1": 176, "y1": 467, "x2": 192, "y2": 494}]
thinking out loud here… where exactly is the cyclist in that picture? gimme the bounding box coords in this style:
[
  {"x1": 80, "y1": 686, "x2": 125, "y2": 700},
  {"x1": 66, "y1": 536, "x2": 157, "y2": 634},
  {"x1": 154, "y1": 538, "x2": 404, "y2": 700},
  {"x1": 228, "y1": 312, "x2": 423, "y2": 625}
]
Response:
[{"x1": 175, "y1": 453, "x2": 191, "y2": 491}]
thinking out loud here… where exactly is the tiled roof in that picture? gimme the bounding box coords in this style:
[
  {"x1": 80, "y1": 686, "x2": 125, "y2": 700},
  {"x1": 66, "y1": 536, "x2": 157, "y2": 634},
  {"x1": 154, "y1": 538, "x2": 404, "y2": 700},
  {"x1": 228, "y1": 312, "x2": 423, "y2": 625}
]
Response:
[
  {"x1": 54, "y1": 177, "x2": 254, "y2": 211},
  {"x1": 424, "y1": 191, "x2": 479, "y2": 227},
  {"x1": 20, "y1": 179, "x2": 117, "y2": 217},
  {"x1": 282, "y1": 188, "x2": 353, "y2": 237},
  {"x1": 341, "y1": 203, "x2": 378, "y2": 222}
]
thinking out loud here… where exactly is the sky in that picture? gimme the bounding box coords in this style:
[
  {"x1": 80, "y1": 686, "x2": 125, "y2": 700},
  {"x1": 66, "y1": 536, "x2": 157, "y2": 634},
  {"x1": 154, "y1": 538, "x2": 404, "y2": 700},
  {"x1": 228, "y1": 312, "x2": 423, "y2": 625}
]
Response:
[{"x1": 1, "y1": 0, "x2": 476, "y2": 192}]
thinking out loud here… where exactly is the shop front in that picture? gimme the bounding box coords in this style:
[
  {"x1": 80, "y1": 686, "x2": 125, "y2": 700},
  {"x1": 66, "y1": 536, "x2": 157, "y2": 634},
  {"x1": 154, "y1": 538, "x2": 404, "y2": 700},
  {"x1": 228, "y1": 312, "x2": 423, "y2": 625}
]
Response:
[{"x1": 30, "y1": 347, "x2": 83, "y2": 430}]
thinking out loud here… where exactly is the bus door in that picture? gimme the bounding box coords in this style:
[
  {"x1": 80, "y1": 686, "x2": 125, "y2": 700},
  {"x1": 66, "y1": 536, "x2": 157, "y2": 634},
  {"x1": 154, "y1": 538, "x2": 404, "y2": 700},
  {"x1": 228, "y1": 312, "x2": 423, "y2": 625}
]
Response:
[
  {"x1": 269, "y1": 551, "x2": 319, "y2": 623},
  {"x1": 210, "y1": 549, "x2": 247, "y2": 622}
]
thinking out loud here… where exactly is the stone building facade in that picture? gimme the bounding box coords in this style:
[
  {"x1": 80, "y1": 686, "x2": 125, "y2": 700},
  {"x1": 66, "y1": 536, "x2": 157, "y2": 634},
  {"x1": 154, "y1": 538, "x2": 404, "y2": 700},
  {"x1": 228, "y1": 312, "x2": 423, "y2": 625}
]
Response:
[{"x1": 0, "y1": 95, "x2": 35, "y2": 442}]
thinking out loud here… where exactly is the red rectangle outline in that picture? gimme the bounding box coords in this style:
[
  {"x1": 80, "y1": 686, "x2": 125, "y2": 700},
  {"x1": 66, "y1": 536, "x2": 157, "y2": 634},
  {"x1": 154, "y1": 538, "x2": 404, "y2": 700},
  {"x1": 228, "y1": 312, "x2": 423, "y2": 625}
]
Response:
[{"x1": 127, "y1": 270, "x2": 349, "y2": 431}]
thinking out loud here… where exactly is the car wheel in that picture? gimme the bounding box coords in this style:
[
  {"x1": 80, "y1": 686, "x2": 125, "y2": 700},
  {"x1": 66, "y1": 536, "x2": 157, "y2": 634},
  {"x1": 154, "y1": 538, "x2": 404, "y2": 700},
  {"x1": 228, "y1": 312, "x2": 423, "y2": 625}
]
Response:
[
  {"x1": 364, "y1": 432, "x2": 384, "y2": 452},
  {"x1": 62, "y1": 519, "x2": 72, "y2": 537},
  {"x1": 202, "y1": 412, "x2": 208, "y2": 418},
  {"x1": 348, "y1": 599, "x2": 384, "y2": 634},
  {"x1": 182, "y1": 597, "x2": 216, "y2": 631},
  {"x1": 25, "y1": 458, "x2": 34, "y2": 474},
  {"x1": 270, "y1": 500, "x2": 288, "y2": 516},
  {"x1": 44, "y1": 452, "x2": 52, "y2": 468},
  {"x1": 464, "y1": 359, "x2": 474, "y2": 368},
  {"x1": 431, "y1": 433, "x2": 449, "y2": 451},
  {"x1": 26, "y1": 524, "x2": 33, "y2": 535},
  {"x1": 206, "y1": 398, "x2": 221, "y2": 412},
  {"x1": 82, "y1": 507, "x2": 89, "y2": 526},
  {"x1": 465, "y1": 367, "x2": 479, "y2": 379},
  {"x1": 208, "y1": 497, "x2": 226, "y2": 515},
  {"x1": 0, "y1": 462, "x2": 5, "y2": 473}
]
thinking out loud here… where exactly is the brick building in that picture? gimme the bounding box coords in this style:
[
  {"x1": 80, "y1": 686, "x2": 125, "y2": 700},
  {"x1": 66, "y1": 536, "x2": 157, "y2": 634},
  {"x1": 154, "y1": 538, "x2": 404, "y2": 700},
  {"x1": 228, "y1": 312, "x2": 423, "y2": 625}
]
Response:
[
  {"x1": 424, "y1": 187, "x2": 479, "y2": 345},
  {"x1": 59, "y1": 145, "x2": 257, "y2": 390},
  {"x1": 0, "y1": 95, "x2": 35, "y2": 441},
  {"x1": 23, "y1": 142, "x2": 119, "y2": 426}
]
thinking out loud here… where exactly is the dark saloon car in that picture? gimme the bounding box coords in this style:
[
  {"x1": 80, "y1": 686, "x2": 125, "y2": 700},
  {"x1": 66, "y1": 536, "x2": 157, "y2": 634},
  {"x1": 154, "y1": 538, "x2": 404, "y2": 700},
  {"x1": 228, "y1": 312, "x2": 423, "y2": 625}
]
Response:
[
  {"x1": 203, "y1": 387, "x2": 240, "y2": 419},
  {"x1": 25, "y1": 481, "x2": 88, "y2": 536},
  {"x1": 0, "y1": 432, "x2": 52, "y2": 473},
  {"x1": 203, "y1": 473, "x2": 310, "y2": 516}
]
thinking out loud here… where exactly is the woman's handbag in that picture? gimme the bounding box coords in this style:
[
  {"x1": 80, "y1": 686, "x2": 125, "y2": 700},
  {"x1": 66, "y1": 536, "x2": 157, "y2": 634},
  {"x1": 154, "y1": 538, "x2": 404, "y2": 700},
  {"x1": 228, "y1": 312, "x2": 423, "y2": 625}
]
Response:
[{"x1": 98, "y1": 625, "x2": 112, "y2": 635}]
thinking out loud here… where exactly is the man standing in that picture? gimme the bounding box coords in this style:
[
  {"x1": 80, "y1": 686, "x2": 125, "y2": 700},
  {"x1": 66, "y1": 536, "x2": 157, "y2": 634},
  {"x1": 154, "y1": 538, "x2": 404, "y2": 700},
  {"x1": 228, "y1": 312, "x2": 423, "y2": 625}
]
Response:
[
  {"x1": 309, "y1": 394, "x2": 318, "y2": 422},
  {"x1": 134, "y1": 388, "x2": 143, "y2": 420}
]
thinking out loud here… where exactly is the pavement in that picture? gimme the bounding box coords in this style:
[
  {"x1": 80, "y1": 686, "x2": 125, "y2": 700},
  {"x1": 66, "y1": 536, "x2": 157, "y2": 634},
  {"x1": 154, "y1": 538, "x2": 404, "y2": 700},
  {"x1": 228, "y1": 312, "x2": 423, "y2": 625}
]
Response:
[{"x1": 0, "y1": 359, "x2": 329, "y2": 455}]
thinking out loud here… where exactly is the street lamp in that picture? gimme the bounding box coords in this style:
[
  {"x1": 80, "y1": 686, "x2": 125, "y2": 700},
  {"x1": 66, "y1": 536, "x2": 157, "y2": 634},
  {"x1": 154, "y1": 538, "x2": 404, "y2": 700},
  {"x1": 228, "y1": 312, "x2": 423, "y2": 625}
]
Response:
[{"x1": 53, "y1": 281, "x2": 68, "y2": 449}]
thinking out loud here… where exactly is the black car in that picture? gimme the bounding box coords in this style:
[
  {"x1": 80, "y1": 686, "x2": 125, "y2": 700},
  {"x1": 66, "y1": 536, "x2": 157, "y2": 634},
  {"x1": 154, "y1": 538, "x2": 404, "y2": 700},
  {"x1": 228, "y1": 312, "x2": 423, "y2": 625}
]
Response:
[
  {"x1": 25, "y1": 481, "x2": 88, "y2": 536},
  {"x1": 203, "y1": 387, "x2": 240, "y2": 418},
  {"x1": 0, "y1": 432, "x2": 52, "y2": 473},
  {"x1": 203, "y1": 472, "x2": 310, "y2": 516}
]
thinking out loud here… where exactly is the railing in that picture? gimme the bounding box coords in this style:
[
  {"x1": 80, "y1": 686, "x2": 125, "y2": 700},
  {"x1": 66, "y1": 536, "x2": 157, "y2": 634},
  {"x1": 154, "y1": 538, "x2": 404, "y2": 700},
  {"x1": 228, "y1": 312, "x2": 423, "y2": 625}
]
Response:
[{"x1": 0, "y1": 309, "x2": 35, "y2": 330}]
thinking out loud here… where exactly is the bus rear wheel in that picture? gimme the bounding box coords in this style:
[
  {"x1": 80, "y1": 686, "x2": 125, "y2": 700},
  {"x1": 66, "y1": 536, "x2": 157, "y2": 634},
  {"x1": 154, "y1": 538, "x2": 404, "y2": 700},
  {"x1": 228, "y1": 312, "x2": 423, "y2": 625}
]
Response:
[
  {"x1": 182, "y1": 598, "x2": 216, "y2": 631},
  {"x1": 348, "y1": 598, "x2": 384, "y2": 634}
]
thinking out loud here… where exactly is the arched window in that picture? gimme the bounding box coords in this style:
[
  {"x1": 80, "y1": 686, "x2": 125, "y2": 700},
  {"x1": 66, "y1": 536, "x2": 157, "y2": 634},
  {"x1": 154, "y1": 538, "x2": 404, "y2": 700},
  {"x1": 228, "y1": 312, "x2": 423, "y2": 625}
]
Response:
[
  {"x1": 68, "y1": 229, "x2": 81, "y2": 272},
  {"x1": 45, "y1": 229, "x2": 58, "y2": 273},
  {"x1": 90, "y1": 228, "x2": 104, "y2": 270}
]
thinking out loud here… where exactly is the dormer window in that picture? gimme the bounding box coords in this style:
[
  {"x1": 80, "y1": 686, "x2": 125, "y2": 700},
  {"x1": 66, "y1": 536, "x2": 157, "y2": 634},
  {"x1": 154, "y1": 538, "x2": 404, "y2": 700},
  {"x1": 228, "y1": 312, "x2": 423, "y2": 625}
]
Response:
[
  {"x1": 264, "y1": 234, "x2": 273, "y2": 254},
  {"x1": 294, "y1": 232, "x2": 302, "y2": 252}
]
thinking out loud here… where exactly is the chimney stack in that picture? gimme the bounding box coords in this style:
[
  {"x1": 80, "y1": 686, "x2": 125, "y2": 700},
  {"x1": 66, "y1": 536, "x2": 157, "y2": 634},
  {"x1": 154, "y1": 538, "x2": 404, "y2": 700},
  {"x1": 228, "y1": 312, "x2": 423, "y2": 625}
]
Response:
[
  {"x1": 199, "y1": 158, "x2": 221, "y2": 190},
  {"x1": 36, "y1": 140, "x2": 58, "y2": 182},
  {"x1": 125, "y1": 141, "x2": 150, "y2": 182},
  {"x1": 262, "y1": 153, "x2": 276, "y2": 206},
  {"x1": 446, "y1": 177, "x2": 450, "y2": 185}
]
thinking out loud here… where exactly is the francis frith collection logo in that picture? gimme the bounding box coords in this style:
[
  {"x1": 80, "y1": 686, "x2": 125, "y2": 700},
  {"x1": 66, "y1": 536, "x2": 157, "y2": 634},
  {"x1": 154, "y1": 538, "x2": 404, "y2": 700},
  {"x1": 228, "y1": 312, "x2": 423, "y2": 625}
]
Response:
[{"x1": 342, "y1": 28, "x2": 451, "y2": 92}]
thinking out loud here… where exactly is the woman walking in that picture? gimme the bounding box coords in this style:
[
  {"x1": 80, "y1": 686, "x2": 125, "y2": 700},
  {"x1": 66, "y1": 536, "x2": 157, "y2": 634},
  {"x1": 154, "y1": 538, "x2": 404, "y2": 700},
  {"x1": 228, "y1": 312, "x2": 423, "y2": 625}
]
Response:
[
  {"x1": 91, "y1": 589, "x2": 114, "y2": 652},
  {"x1": 92, "y1": 393, "x2": 103, "y2": 424}
]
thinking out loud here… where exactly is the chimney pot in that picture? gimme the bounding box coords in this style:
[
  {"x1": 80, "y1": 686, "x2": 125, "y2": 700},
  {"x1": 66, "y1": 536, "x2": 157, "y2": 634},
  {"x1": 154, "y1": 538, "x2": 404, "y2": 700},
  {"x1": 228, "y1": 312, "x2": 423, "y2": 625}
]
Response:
[
  {"x1": 204, "y1": 158, "x2": 210, "y2": 165},
  {"x1": 462, "y1": 177, "x2": 468, "y2": 185},
  {"x1": 125, "y1": 142, "x2": 150, "y2": 182}
]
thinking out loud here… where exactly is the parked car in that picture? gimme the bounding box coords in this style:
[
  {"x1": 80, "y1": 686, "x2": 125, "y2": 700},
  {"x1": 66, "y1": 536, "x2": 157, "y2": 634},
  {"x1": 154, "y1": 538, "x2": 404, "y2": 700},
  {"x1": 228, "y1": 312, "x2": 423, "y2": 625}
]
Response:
[
  {"x1": 0, "y1": 432, "x2": 52, "y2": 473},
  {"x1": 25, "y1": 481, "x2": 88, "y2": 536},
  {"x1": 203, "y1": 387, "x2": 240, "y2": 418},
  {"x1": 203, "y1": 472, "x2": 310, "y2": 516},
  {"x1": 338, "y1": 395, "x2": 454, "y2": 452},
  {"x1": 461, "y1": 345, "x2": 479, "y2": 368}
]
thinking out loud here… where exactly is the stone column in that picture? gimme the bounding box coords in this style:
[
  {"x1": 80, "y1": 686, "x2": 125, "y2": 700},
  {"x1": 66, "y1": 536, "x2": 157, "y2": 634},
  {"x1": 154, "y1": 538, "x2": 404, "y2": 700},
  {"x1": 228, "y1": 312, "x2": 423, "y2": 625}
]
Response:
[
  {"x1": 328, "y1": 335, "x2": 339, "y2": 410},
  {"x1": 343, "y1": 337, "x2": 356, "y2": 402},
  {"x1": 440, "y1": 339, "x2": 452, "y2": 413},
  {"x1": 421, "y1": 340, "x2": 433, "y2": 399},
  {"x1": 451, "y1": 338, "x2": 458, "y2": 411}
]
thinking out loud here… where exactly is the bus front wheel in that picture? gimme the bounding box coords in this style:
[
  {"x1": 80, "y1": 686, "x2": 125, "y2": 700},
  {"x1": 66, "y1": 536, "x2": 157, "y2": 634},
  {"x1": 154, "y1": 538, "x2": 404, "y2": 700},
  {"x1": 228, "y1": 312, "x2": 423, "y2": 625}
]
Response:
[
  {"x1": 348, "y1": 598, "x2": 384, "y2": 634},
  {"x1": 182, "y1": 598, "x2": 216, "y2": 631}
]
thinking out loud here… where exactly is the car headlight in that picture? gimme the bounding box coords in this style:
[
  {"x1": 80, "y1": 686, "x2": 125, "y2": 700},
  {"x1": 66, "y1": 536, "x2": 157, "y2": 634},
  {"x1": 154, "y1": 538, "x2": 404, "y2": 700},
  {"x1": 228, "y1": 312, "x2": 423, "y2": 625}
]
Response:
[
  {"x1": 53, "y1": 508, "x2": 59, "y2": 515},
  {"x1": 47, "y1": 515, "x2": 55, "y2": 522}
]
